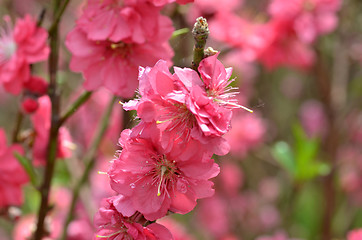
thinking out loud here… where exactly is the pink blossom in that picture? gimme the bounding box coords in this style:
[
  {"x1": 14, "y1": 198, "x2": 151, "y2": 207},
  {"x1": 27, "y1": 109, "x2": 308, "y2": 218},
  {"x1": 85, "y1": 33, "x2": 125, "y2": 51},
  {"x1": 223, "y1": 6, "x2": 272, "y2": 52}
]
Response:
[
  {"x1": 210, "y1": 12, "x2": 315, "y2": 70},
  {"x1": 299, "y1": 100, "x2": 328, "y2": 138},
  {"x1": 66, "y1": 1, "x2": 174, "y2": 97},
  {"x1": 67, "y1": 219, "x2": 93, "y2": 240},
  {"x1": 0, "y1": 15, "x2": 49, "y2": 95},
  {"x1": 108, "y1": 126, "x2": 219, "y2": 220},
  {"x1": 225, "y1": 112, "x2": 265, "y2": 157},
  {"x1": 13, "y1": 214, "x2": 59, "y2": 240},
  {"x1": 219, "y1": 162, "x2": 243, "y2": 197},
  {"x1": 157, "y1": 217, "x2": 195, "y2": 240},
  {"x1": 256, "y1": 19, "x2": 315, "y2": 70},
  {"x1": 268, "y1": 0, "x2": 341, "y2": 43},
  {"x1": 0, "y1": 129, "x2": 28, "y2": 207},
  {"x1": 187, "y1": 0, "x2": 241, "y2": 25},
  {"x1": 31, "y1": 96, "x2": 72, "y2": 165},
  {"x1": 125, "y1": 54, "x2": 248, "y2": 155},
  {"x1": 197, "y1": 195, "x2": 229, "y2": 238},
  {"x1": 94, "y1": 196, "x2": 173, "y2": 239},
  {"x1": 91, "y1": 156, "x2": 118, "y2": 204},
  {"x1": 348, "y1": 229, "x2": 362, "y2": 240}
]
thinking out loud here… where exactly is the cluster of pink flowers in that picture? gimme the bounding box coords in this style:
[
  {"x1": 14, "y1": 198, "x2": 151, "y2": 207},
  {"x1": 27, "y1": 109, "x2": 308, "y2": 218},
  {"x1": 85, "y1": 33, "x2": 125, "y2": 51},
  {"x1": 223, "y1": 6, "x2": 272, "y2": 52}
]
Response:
[
  {"x1": 208, "y1": 0, "x2": 341, "y2": 70},
  {"x1": 0, "y1": 129, "x2": 28, "y2": 208},
  {"x1": 0, "y1": 14, "x2": 49, "y2": 113},
  {"x1": 94, "y1": 52, "x2": 248, "y2": 238},
  {"x1": 66, "y1": 0, "x2": 179, "y2": 98}
]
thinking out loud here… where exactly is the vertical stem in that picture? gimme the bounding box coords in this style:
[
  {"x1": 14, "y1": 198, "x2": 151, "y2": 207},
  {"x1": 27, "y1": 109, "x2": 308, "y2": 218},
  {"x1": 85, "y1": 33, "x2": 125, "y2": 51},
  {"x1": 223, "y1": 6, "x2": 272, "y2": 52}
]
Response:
[
  {"x1": 33, "y1": 0, "x2": 61, "y2": 239},
  {"x1": 60, "y1": 96, "x2": 117, "y2": 240},
  {"x1": 12, "y1": 109, "x2": 23, "y2": 143},
  {"x1": 314, "y1": 51, "x2": 339, "y2": 240}
]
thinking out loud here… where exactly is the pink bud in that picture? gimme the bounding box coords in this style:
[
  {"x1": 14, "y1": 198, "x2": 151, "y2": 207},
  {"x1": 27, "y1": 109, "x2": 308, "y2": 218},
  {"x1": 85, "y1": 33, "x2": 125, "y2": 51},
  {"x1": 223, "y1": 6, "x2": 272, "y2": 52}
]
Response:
[
  {"x1": 24, "y1": 76, "x2": 48, "y2": 95},
  {"x1": 21, "y1": 97, "x2": 39, "y2": 114}
]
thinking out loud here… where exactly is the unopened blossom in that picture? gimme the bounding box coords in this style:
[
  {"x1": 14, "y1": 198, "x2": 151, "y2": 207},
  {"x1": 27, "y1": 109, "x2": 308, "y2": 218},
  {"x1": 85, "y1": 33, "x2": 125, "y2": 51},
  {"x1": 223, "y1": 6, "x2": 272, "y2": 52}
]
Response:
[
  {"x1": 31, "y1": 96, "x2": 72, "y2": 166},
  {"x1": 0, "y1": 15, "x2": 49, "y2": 94},
  {"x1": 0, "y1": 129, "x2": 28, "y2": 207},
  {"x1": 108, "y1": 126, "x2": 219, "y2": 220},
  {"x1": 66, "y1": 1, "x2": 174, "y2": 97},
  {"x1": 124, "y1": 54, "x2": 249, "y2": 155},
  {"x1": 94, "y1": 196, "x2": 173, "y2": 239}
]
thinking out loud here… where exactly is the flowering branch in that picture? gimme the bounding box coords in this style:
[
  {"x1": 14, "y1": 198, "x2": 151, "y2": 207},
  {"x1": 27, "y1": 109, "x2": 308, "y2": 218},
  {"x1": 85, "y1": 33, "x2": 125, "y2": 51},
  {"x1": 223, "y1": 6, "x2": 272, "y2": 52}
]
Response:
[
  {"x1": 58, "y1": 91, "x2": 92, "y2": 126},
  {"x1": 60, "y1": 96, "x2": 117, "y2": 240},
  {"x1": 48, "y1": 0, "x2": 71, "y2": 34},
  {"x1": 33, "y1": 0, "x2": 64, "y2": 239},
  {"x1": 192, "y1": 17, "x2": 209, "y2": 71}
]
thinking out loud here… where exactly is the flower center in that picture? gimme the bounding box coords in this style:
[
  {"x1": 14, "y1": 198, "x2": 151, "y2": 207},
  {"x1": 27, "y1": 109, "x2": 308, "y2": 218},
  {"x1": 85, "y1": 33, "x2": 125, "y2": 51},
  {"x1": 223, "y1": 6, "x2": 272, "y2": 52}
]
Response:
[
  {"x1": 154, "y1": 155, "x2": 178, "y2": 197},
  {"x1": 107, "y1": 41, "x2": 132, "y2": 58},
  {"x1": 0, "y1": 16, "x2": 16, "y2": 64}
]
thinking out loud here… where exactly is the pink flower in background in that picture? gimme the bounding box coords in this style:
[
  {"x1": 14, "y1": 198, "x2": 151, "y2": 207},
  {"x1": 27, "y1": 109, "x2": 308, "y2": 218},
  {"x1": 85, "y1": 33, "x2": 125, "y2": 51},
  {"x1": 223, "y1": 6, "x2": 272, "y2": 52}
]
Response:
[
  {"x1": 219, "y1": 162, "x2": 244, "y2": 197},
  {"x1": 0, "y1": 129, "x2": 28, "y2": 207},
  {"x1": 0, "y1": 15, "x2": 49, "y2": 95},
  {"x1": 13, "y1": 214, "x2": 60, "y2": 240},
  {"x1": 157, "y1": 217, "x2": 195, "y2": 240},
  {"x1": 66, "y1": 1, "x2": 174, "y2": 98},
  {"x1": 108, "y1": 126, "x2": 219, "y2": 220},
  {"x1": 91, "y1": 156, "x2": 117, "y2": 204},
  {"x1": 146, "y1": 0, "x2": 193, "y2": 7},
  {"x1": 348, "y1": 229, "x2": 362, "y2": 240},
  {"x1": 94, "y1": 196, "x2": 173, "y2": 239},
  {"x1": 197, "y1": 194, "x2": 229, "y2": 238},
  {"x1": 187, "y1": 0, "x2": 241, "y2": 24},
  {"x1": 31, "y1": 96, "x2": 72, "y2": 165},
  {"x1": 269, "y1": 0, "x2": 341, "y2": 43},
  {"x1": 256, "y1": 19, "x2": 315, "y2": 70},
  {"x1": 300, "y1": 100, "x2": 328, "y2": 138},
  {"x1": 225, "y1": 112, "x2": 265, "y2": 157}
]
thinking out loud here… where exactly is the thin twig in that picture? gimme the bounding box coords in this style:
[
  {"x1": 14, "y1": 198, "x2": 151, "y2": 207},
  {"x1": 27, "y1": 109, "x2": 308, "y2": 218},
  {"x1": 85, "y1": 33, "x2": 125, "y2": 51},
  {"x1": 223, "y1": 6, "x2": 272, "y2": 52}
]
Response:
[
  {"x1": 33, "y1": 0, "x2": 65, "y2": 238},
  {"x1": 12, "y1": 109, "x2": 23, "y2": 143},
  {"x1": 48, "y1": 0, "x2": 71, "y2": 34},
  {"x1": 58, "y1": 91, "x2": 93, "y2": 126},
  {"x1": 60, "y1": 96, "x2": 117, "y2": 240}
]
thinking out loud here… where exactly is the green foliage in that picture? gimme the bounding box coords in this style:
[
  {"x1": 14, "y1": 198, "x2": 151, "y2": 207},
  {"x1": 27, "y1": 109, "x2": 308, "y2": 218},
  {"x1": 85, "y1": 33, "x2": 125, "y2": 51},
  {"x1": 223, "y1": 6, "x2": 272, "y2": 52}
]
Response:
[
  {"x1": 14, "y1": 152, "x2": 39, "y2": 187},
  {"x1": 272, "y1": 123, "x2": 330, "y2": 182}
]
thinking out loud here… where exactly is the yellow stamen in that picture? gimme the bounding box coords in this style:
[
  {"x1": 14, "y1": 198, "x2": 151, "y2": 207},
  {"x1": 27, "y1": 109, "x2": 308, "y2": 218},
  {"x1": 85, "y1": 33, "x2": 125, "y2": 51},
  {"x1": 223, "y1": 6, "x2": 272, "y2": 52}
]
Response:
[
  {"x1": 214, "y1": 99, "x2": 253, "y2": 113},
  {"x1": 157, "y1": 166, "x2": 167, "y2": 197}
]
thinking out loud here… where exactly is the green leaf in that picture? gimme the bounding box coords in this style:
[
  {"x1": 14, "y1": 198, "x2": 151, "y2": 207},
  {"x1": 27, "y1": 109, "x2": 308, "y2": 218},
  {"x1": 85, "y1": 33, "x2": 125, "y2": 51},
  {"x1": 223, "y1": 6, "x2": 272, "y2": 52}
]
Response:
[
  {"x1": 14, "y1": 152, "x2": 39, "y2": 187},
  {"x1": 272, "y1": 141, "x2": 296, "y2": 175},
  {"x1": 171, "y1": 28, "x2": 189, "y2": 39}
]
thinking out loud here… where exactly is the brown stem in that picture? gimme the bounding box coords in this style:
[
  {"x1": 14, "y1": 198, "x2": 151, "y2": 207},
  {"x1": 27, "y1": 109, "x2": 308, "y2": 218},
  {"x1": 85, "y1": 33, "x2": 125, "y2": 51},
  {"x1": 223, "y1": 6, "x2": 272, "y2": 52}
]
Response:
[
  {"x1": 33, "y1": 0, "x2": 63, "y2": 239},
  {"x1": 314, "y1": 50, "x2": 340, "y2": 240},
  {"x1": 60, "y1": 96, "x2": 117, "y2": 240},
  {"x1": 12, "y1": 109, "x2": 23, "y2": 143}
]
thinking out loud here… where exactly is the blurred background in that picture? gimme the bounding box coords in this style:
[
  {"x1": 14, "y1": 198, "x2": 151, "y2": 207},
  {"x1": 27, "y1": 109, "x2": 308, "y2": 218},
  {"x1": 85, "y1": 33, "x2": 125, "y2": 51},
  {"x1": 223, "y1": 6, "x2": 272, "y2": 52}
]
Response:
[{"x1": 1, "y1": 0, "x2": 362, "y2": 239}]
